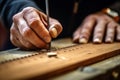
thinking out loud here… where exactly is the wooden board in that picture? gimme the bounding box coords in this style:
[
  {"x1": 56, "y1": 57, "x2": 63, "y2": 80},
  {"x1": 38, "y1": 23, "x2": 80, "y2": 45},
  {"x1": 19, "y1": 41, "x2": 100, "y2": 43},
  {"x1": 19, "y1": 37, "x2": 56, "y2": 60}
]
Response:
[
  {"x1": 51, "y1": 55, "x2": 120, "y2": 80},
  {"x1": 0, "y1": 38, "x2": 76, "y2": 62},
  {"x1": 0, "y1": 38, "x2": 120, "y2": 80}
]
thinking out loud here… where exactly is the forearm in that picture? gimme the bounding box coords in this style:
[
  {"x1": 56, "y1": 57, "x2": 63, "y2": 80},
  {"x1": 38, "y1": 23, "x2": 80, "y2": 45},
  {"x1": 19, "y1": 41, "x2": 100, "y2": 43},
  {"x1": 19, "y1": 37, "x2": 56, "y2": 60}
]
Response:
[{"x1": 0, "y1": 0, "x2": 40, "y2": 29}]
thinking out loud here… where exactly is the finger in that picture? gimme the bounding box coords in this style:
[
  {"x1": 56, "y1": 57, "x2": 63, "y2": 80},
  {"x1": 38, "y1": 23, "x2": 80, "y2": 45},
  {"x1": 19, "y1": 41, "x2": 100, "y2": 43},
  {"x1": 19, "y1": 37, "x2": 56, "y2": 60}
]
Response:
[
  {"x1": 79, "y1": 18, "x2": 96, "y2": 43},
  {"x1": 93, "y1": 20, "x2": 107, "y2": 43},
  {"x1": 10, "y1": 23, "x2": 29, "y2": 49},
  {"x1": 22, "y1": 7, "x2": 51, "y2": 43},
  {"x1": 105, "y1": 22, "x2": 116, "y2": 43},
  {"x1": 10, "y1": 24, "x2": 24, "y2": 48},
  {"x1": 12, "y1": 23, "x2": 37, "y2": 49},
  {"x1": 13, "y1": 13, "x2": 48, "y2": 49},
  {"x1": 116, "y1": 25, "x2": 120, "y2": 41},
  {"x1": 13, "y1": 14, "x2": 38, "y2": 49},
  {"x1": 49, "y1": 23, "x2": 63, "y2": 38},
  {"x1": 49, "y1": 26, "x2": 57, "y2": 38},
  {"x1": 73, "y1": 27, "x2": 81, "y2": 43}
]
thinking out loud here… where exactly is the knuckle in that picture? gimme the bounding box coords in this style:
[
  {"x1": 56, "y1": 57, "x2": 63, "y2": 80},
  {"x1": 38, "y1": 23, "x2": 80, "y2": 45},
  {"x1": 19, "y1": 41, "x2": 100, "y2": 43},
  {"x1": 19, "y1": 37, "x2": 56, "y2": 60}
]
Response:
[
  {"x1": 87, "y1": 14, "x2": 96, "y2": 19},
  {"x1": 101, "y1": 17, "x2": 109, "y2": 21},
  {"x1": 98, "y1": 14, "x2": 111, "y2": 21},
  {"x1": 12, "y1": 12, "x2": 22, "y2": 21},
  {"x1": 108, "y1": 22, "x2": 116, "y2": 28},
  {"x1": 22, "y1": 7, "x2": 35, "y2": 15},
  {"x1": 30, "y1": 18, "x2": 39, "y2": 24},
  {"x1": 84, "y1": 15, "x2": 96, "y2": 22},
  {"x1": 29, "y1": 19, "x2": 40, "y2": 29},
  {"x1": 22, "y1": 28, "x2": 31, "y2": 37}
]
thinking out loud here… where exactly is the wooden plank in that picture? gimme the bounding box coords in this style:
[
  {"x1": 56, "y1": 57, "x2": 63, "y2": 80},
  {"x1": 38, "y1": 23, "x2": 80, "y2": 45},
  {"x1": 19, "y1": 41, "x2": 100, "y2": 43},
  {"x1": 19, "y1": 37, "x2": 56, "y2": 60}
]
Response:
[
  {"x1": 0, "y1": 38, "x2": 120, "y2": 80},
  {"x1": 50, "y1": 55, "x2": 120, "y2": 80},
  {"x1": 0, "y1": 38, "x2": 76, "y2": 62}
]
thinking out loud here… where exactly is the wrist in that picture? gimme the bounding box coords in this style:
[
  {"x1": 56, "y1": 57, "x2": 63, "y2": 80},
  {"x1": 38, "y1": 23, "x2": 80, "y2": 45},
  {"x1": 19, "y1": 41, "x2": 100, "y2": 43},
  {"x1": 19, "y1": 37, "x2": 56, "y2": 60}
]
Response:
[{"x1": 101, "y1": 8, "x2": 120, "y2": 22}]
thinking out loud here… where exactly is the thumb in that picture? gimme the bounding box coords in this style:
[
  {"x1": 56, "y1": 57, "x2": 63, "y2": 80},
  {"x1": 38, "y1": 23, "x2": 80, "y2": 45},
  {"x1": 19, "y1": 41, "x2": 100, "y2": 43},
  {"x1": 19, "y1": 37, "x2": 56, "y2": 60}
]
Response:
[{"x1": 49, "y1": 24, "x2": 63, "y2": 38}]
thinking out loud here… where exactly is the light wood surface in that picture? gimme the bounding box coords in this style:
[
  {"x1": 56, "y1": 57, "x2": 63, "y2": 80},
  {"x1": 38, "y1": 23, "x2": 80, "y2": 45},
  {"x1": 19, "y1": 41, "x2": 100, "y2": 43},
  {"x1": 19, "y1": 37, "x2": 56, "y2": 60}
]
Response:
[
  {"x1": 51, "y1": 55, "x2": 120, "y2": 80},
  {"x1": 0, "y1": 38, "x2": 120, "y2": 80}
]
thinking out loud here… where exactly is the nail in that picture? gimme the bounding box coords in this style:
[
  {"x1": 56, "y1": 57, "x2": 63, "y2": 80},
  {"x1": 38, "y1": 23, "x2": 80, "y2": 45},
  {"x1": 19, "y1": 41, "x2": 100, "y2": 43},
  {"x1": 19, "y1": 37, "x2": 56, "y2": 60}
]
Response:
[
  {"x1": 93, "y1": 38, "x2": 101, "y2": 43},
  {"x1": 106, "y1": 37, "x2": 113, "y2": 43},
  {"x1": 51, "y1": 28, "x2": 57, "y2": 38},
  {"x1": 79, "y1": 38, "x2": 87, "y2": 43}
]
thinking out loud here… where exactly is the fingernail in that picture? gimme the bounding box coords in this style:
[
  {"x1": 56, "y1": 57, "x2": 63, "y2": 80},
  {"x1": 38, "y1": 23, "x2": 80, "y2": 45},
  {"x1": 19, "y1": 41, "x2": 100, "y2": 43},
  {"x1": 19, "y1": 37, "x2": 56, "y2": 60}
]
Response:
[
  {"x1": 93, "y1": 38, "x2": 101, "y2": 43},
  {"x1": 79, "y1": 38, "x2": 87, "y2": 43},
  {"x1": 51, "y1": 28, "x2": 57, "y2": 38},
  {"x1": 105, "y1": 38, "x2": 113, "y2": 43}
]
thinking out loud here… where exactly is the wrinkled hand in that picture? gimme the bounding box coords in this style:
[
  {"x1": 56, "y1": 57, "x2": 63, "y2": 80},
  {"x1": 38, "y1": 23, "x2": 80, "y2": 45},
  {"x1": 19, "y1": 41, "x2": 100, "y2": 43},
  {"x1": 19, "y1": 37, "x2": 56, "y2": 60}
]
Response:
[
  {"x1": 10, "y1": 7, "x2": 62, "y2": 50},
  {"x1": 73, "y1": 12, "x2": 120, "y2": 43}
]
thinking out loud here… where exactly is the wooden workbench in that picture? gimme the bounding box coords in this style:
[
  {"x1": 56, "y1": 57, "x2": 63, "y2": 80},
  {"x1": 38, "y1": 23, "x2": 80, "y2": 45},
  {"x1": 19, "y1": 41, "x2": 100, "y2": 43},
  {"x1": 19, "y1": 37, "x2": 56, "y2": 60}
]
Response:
[{"x1": 0, "y1": 38, "x2": 120, "y2": 80}]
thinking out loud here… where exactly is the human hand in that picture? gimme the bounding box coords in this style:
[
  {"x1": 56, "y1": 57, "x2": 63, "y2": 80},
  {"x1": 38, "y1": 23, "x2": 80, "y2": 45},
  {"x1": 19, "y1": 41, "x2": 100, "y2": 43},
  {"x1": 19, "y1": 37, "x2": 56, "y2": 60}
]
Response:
[
  {"x1": 73, "y1": 12, "x2": 120, "y2": 43},
  {"x1": 10, "y1": 7, "x2": 62, "y2": 50}
]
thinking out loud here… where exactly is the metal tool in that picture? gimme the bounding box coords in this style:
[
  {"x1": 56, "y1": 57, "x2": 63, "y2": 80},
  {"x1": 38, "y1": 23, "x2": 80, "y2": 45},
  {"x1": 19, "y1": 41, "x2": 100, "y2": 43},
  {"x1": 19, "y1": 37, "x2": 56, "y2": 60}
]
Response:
[
  {"x1": 45, "y1": 0, "x2": 50, "y2": 27},
  {"x1": 45, "y1": 0, "x2": 51, "y2": 50}
]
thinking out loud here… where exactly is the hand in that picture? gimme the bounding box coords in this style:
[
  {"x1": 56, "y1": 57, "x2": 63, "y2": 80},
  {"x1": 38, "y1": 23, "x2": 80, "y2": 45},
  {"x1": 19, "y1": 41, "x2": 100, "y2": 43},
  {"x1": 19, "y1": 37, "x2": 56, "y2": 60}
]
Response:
[
  {"x1": 73, "y1": 12, "x2": 120, "y2": 43},
  {"x1": 10, "y1": 7, "x2": 62, "y2": 50}
]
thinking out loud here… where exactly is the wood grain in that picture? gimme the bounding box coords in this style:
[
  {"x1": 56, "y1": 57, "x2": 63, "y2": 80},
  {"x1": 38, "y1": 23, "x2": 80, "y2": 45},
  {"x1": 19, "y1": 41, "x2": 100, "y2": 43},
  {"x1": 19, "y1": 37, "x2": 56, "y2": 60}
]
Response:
[{"x1": 0, "y1": 38, "x2": 120, "y2": 80}]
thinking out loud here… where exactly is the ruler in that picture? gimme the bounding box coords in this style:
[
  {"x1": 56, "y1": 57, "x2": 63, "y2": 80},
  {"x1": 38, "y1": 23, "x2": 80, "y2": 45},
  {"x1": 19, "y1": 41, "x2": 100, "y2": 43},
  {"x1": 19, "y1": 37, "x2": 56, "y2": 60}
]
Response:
[{"x1": 0, "y1": 38, "x2": 120, "y2": 79}]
